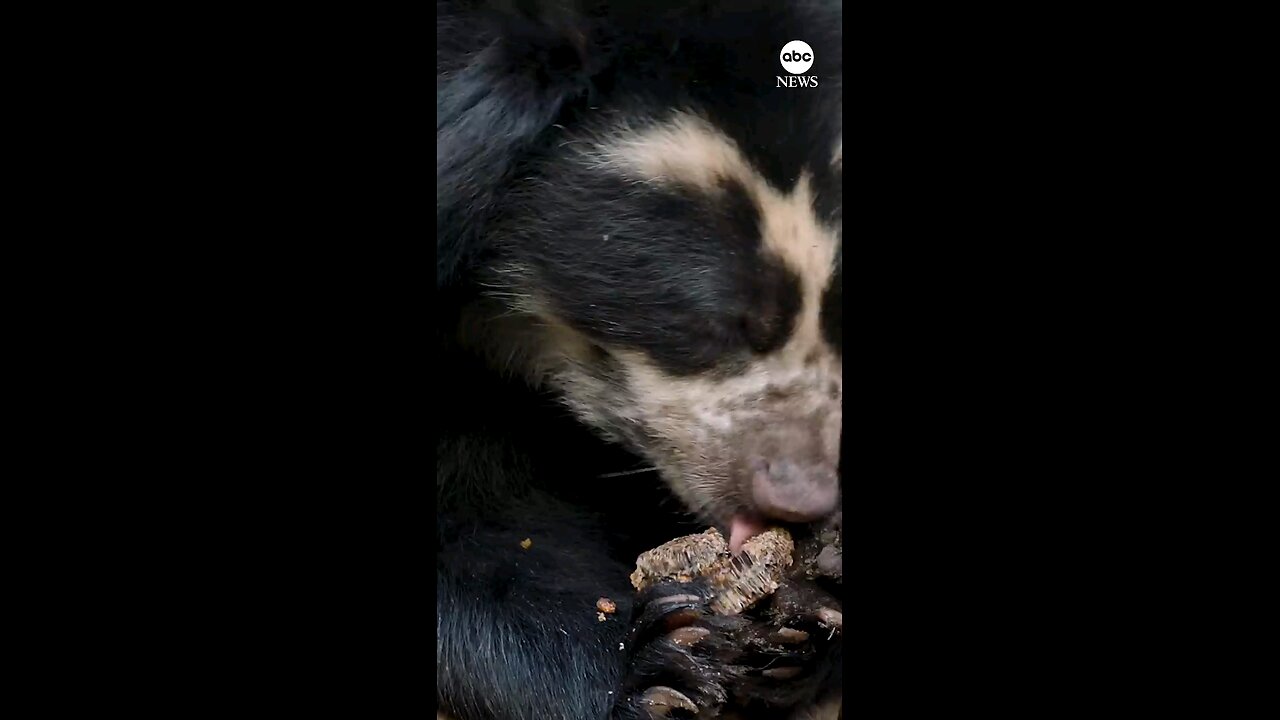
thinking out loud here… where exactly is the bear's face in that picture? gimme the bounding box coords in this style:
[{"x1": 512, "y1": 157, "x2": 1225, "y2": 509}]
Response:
[
  {"x1": 470, "y1": 106, "x2": 841, "y2": 544},
  {"x1": 445, "y1": 0, "x2": 844, "y2": 545}
]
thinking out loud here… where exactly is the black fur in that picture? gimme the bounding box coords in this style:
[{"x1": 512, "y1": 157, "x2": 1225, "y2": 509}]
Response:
[
  {"x1": 513, "y1": 168, "x2": 805, "y2": 376},
  {"x1": 437, "y1": 2, "x2": 842, "y2": 718}
]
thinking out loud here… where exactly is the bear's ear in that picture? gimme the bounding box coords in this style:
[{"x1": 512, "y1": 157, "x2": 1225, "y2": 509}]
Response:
[{"x1": 437, "y1": 1, "x2": 609, "y2": 290}]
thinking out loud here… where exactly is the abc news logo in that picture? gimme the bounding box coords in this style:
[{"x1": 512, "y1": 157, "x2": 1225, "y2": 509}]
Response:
[{"x1": 777, "y1": 40, "x2": 818, "y2": 88}]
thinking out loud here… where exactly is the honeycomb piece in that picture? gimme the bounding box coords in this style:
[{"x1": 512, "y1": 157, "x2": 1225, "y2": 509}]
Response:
[{"x1": 631, "y1": 527, "x2": 794, "y2": 615}]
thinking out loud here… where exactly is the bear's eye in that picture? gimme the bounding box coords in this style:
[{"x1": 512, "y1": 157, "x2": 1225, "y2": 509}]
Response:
[
  {"x1": 741, "y1": 308, "x2": 784, "y2": 353},
  {"x1": 736, "y1": 259, "x2": 801, "y2": 355}
]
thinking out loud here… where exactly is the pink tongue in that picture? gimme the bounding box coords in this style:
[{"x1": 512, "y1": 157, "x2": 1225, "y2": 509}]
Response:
[{"x1": 728, "y1": 514, "x2": 768, "y2": 554}]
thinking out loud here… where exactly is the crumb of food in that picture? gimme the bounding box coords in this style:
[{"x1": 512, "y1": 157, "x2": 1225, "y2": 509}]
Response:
[
  {"x1": 519, "y1": 538, "x2": 532, "y2": 550},
  {"x1": 596, "y1": 597, "x2": 617, "y2": 614},
  {"x1": 631, "y1": 527, "x2": 795, "y2": 615},
  {"x1": 597, "y1": 612, "x2": 608, "y2": 622}
]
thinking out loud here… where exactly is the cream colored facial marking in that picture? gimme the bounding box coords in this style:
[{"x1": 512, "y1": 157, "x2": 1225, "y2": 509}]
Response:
[
  {"x1": 578, "y1": 112, "x2": 840, "y2": 370},
  {"x1": 581, "y1": 112, "x2": 839, "y2": 368}
]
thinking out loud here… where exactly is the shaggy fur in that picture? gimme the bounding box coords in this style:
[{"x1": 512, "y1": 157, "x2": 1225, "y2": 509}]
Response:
[{"x1": 437, "y1": 2, "x2": 842, "y2": 718}]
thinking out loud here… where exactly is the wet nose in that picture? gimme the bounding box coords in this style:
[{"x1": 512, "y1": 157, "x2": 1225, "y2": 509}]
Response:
[{"x1": 750, "y1": 458, "x2": 839, "y2": 522}]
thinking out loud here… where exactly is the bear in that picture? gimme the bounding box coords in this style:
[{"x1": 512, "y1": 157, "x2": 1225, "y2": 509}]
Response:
[{"x1": 437, "y1": 2, "x2": 843, "y2": 718}]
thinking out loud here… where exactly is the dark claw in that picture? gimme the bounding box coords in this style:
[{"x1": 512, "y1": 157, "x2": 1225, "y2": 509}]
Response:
[
  {"x1": 669, "y1": 626, "x2": 711, "y2": 647},
  {"x1": 650, "y1": 593, "x2": 707, "y2": 630},
  {"x1": 662, "y1": 609, "x2": 703, "y2": 632},
  {"x1": 640, "y1": 686, "x2": 698, "y2": 717},
  {"x1": 761, "y1": 666, "x2": 803, "y2": 680},
  {"x1": 630, "y1": 584, "x2": 712, "y2": 645},
  {"x1": 771, "y1": 627, "x2": 810, "y2": 644},
  {"x1": 652, "y1": 593, "x2": 704, "y2": 609},
  {"x1": 815, "y1": 607, "x2": 843, "y2": 631}
]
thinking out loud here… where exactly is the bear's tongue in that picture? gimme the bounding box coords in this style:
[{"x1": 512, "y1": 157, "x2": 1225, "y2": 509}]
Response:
[{"x1": 728, "y1": 514, "x2": 768, "y2": 554}]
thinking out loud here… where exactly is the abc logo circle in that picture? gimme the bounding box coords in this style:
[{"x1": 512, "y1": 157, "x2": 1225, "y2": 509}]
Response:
[{"x1": 779, "y1": 40, "x2": 814, "y2": 75}]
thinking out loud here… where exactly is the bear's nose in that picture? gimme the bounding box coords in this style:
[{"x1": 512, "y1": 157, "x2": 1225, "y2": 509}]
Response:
[{"x1": 749, "y1": 458, "x2": 839, "y2": 522}]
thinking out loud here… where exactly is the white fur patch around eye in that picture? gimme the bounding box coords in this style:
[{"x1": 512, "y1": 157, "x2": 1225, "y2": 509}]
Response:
[{"x1": 576, "y1": 112, "x2": 841, "y2": 365}]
